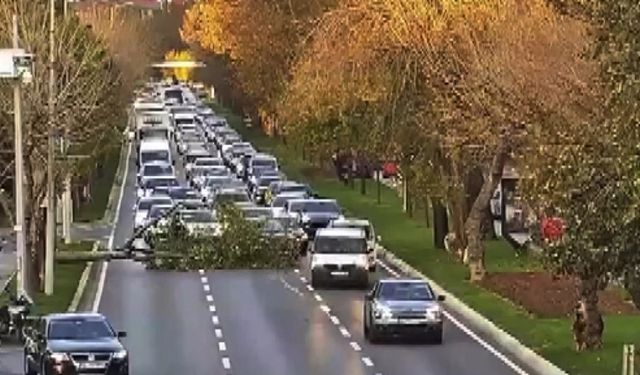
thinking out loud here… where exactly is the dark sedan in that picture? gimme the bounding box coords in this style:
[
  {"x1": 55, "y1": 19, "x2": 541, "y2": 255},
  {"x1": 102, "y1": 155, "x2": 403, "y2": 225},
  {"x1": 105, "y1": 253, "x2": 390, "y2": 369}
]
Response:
[{"x1": 24, "y1": 313, "x2": 129, "y2": 375}]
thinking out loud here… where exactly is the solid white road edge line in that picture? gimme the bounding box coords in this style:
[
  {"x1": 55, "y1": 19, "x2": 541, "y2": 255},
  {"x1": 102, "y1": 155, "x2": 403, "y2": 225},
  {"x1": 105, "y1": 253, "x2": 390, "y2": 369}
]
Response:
[
  {"x1": 221, "y1": 357, "x2": 231, "y2": 370},
  {"x1": 92, "y1": 141, "x2": 132, "y2": 313},
  {"x1": 376, "y1": 259, "x2": 530, "y2": 375}
]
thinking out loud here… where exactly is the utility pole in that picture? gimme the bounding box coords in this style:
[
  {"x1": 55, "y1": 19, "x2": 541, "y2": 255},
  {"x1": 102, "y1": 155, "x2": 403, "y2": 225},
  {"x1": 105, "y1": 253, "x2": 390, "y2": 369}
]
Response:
[
  {"x1": 45, "y1": 0, "x2": 56, "y2": 295},
  {"x1": 12, "y1": 14, "x2": 27, "y2": 299}
]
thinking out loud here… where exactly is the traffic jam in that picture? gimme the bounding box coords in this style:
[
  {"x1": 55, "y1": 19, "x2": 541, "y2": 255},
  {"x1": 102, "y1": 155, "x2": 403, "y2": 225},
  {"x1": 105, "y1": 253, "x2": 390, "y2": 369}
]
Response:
[{"x1": 132, "y1": 80, "x2": 446, "y2": 345}]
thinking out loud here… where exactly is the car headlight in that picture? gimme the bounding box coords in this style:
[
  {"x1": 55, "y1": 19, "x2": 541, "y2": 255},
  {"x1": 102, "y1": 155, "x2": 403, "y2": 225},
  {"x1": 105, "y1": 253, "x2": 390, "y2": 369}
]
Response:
[
  {"x1": 428, "y1": 308, "x2": 442, "y2": 321},
  {"x1": 113, "y1": 350, "x2": 128, "y2": 360},
  {"x1": 49, "y1": 352, "x2": 70, "y2": 363},
  {"x1": 373, "y1": 304, "x2": 392, "y2": 319}
]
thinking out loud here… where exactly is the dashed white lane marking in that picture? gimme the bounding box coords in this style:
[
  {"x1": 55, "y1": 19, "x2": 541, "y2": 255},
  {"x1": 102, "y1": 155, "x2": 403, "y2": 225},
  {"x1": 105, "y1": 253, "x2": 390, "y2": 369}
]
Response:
[
  {"x1": 294, "y1": 269, "x2": 300, "y2": 273},
  {"x1": 200, "y1": 276, "x2": 208, "y2": 283},
  {"x1": 306, "y1": 284, "x2": 314, "y2": 291},
  {"x1": 218, "y1": 342, "x2": 227, "y2": 351},
  {"x1": 339, "y1": 326, "x2": 351, "y2": 338},
  {"x1": 300, "y1": 276, "x2": 307, "y2": 283},
  {"x1": 206, "y1": 294, "x2": 214, "y2": 302},
  {"x1": 222, "y1": 357, "x2": 231, "y2": 370},
  {"x1": 203, "y1": 284, "x2": 210, "y2": 292},
  {"x1": 362, "y1": 357, "x2": 374, "y2": 367},
  {"x1": 215, "y1": 329, "x2": 223, "y2": 338},
  {"x1": 350, "y1": 341, "x2": 361, "y2": 351},
  {"x1": 329, "y1": 315, "x2": 340, "y2": 325},
  {"x1": 209, "y1": 304, "x2": 217, "y2": 312},
  {"x1": 377, "y1": 259, "x2": 530, "y2": 375},
  {"x1": 319, "y1": 304, "x2": 331, "y2": 313},
  {"x1": 314, "y1": 293, "x2": 323, "y2": 302},
  {"x1": 198, "y1": 269, "x2": 204, "y2": 275},
  {"x1": 212, "y1": 315, "x2": 219, "y2": 325}
]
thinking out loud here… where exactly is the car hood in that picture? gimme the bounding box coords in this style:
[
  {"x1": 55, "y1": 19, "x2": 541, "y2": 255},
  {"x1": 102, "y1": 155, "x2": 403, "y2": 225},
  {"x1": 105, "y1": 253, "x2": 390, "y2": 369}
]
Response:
[
  {"x1": 377, "y1": 300, "x2": 439, "y2": 311},
  {"x1": 47, "y1": 337, "x2": 124, "y2": 353}
]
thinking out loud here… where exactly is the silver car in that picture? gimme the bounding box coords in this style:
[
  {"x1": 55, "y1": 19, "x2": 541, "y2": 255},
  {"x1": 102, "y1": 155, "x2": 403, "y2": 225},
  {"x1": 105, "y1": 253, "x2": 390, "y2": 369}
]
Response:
[{"x1": 364, "y1": 278, "x2": 445, "y2": 344}]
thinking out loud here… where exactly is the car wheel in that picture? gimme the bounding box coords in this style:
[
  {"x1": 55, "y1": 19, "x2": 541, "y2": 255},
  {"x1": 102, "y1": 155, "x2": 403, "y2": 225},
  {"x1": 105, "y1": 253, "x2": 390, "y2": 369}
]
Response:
[
  {"x1": 367, "y1": 322, "x2": 382, "y2": 344},
  {"x1": 431, "y1": 326, "x2": 443, "y2": 345},
  {"x1": 23, "y1": 351, "x2": 36, "y2": 375}
]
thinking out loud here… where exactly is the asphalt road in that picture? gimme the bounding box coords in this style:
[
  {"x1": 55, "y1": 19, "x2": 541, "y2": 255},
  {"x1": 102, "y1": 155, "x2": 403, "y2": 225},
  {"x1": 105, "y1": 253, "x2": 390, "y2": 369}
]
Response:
[{"x1": 92, "y1": 129, "x2": 532, "y2": 375}]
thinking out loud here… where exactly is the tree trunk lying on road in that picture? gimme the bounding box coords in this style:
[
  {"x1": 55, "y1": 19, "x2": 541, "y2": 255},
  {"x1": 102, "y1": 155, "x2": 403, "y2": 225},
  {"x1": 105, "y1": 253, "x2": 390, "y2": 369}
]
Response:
[{"x1": 55, "y1": 251, "x2": 183, "y2": 262}]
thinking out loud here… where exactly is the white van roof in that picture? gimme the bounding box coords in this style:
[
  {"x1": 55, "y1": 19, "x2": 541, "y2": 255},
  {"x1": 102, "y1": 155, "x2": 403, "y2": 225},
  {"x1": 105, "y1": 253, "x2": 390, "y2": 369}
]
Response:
[
  {"x1": 315, "y1": 227, "x2": 366, "y2": 239},
  {"x1": 140, "y1": 139, "x2": 170, "y2": 151}
]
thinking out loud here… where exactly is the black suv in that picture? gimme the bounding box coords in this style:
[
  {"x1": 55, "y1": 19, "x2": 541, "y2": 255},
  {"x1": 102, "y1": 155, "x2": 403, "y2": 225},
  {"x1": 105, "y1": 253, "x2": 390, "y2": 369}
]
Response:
[{"x1": 24, "y1": 313, "x2": 129, "y2": 375}]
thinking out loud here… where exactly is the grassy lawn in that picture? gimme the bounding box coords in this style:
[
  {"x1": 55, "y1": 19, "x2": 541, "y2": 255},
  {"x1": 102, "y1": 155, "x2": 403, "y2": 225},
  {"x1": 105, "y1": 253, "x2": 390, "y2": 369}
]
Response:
[
  {"x1": 213, "y1": 102, "x2": 637, "y2": 375},
  {"x1": 75, "y1": 145, "x2": 122, "y2": 223},
  {"x1": 31, "y1": 241, "x2": 89, "y2": 315}
]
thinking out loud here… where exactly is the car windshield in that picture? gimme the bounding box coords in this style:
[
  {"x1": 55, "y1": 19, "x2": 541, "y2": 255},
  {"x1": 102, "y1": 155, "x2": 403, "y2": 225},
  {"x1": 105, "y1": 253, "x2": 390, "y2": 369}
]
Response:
[
  {"x1": 300, "y1": 201, "x2": 340, "y2": 214},
  {"x1": 169, "y1": 189, "x2": 199, "y2": 200},
  {"x1": 143, "y1": 164, "x2": 173, "y2": 176},
  {"x1": 141, "y1": 150, "x2": 169, "y2": 164},
  {"x1": 262, "y1": 219, "x2": 286, "y2": 233},
  {"x1": 200, "y1": 168, "x2": 228, "y2": 177},
  {"x1": 314, "y1": 237, "x2": 366, "y2": 254},
  {"x1": 138, "y1": 198, "x2": 172, "y2": 210},
  {"x1": 149, "y1": 206, "x2": 172, "y2": 218},
  {"x1": 164, "y1": 89, "x2": 183, "y2": 103},
  {"x1": 175, "y1": 118, "x2": 194, "y2": 126},
  {"x1": 252, "y1": 158, "x2": 277, "y2": 169},
  {"x1": 273, "y1": 216, "x2": 299, "y2": 229},
  {"x1": 140, "y1": 128, "x2": 168, "y2": 139},
  {"x1": 377, "y1": 282, "x2": 435, "y2": 301},
  {"x1": 281, "y1": 185, "x2": 309, "y2": 194},
  {"x1": 272, "y1": 196, "x2": 293, "y2": 207},
  {"x1": 180, "y1": 211, "x2": 215, "y2": 223},
  {"x1": 216, "y1": 193, "x2": 249, "y2": 204},
  {"x1": 144, "y1": 178, "x2": 178, "y2": 188},
  {"x1": 206, "y1": 177, "x2": 231, "y2": 187},
  {"x1": 48, "y1": 318, "x2": 114, "y2": 340},
  {"x1": 258, "y1": 176, "x2": 281, "y2": 187},
  {"x1": 196, "y1": 159, "x2": 223, "y2": 166},
  {"x1": 242, "y1": 208, "x2": 271, "y2": 219}
]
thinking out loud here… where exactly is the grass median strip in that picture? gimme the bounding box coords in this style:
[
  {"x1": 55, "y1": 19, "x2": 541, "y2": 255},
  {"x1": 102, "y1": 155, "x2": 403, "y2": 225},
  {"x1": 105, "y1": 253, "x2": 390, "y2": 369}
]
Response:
[
  {"x1": 31, "y1": 241, "x2": 90, "y2": 315},
  {"x1": 214, "y1": 102, "x2": 639, "y2": 375}
]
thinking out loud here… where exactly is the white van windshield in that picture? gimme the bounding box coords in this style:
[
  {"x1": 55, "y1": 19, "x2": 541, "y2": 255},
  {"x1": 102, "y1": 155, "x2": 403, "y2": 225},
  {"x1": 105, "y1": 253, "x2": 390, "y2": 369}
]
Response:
[
  {"x1": 141, "y1": 150, "x2": 170, "y2": 164},
  {"x1": 314, "y1": 237, "x2": 366, "y2": 254}
]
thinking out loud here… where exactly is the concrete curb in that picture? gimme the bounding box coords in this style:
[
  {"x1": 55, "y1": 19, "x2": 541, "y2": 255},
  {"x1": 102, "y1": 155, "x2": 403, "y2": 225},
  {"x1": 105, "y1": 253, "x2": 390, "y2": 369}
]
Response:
[
  {"x1": 377, "y1": 247, "x2": 568, "y2": 375},
  {"x1": 101, "y1": 140, "x2": 129, "y2": 224},
  {"x1": 67, "y1": 242, "x2": 98, "y2": 312}
]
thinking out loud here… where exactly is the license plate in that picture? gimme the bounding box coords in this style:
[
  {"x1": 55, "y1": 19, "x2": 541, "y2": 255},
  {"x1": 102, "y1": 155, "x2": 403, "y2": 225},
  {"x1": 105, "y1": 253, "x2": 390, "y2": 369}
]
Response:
[
  {"x1": 80, "y1": 362, "x2": 107, "y2": 369},
  {"x1": 399, "y1": 319, "x2": 423, "y2": 325},
  {"x1": 330, "y1": 271, "x2": 348, "y2": 276}
]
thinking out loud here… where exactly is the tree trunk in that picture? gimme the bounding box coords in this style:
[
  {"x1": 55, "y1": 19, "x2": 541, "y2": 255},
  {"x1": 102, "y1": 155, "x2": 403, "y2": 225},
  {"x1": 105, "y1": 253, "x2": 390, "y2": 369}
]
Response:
[
  {"x1": 447, "y1": 191, "x2": 467, "y2": 259},
  {"x1": 465, "y1": 144, "x2": 508, "y2": 282},
  {"x1": 576, "y1": 277, "x2": 604, "y2": 350},
  {"x1": 432, "y1": 198, "x2": 448, "y2": 249}
]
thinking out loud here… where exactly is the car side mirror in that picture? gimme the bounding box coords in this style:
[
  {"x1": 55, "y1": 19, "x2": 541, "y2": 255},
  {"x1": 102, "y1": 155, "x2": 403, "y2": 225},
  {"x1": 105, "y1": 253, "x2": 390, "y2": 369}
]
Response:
[
  {"x1": 117, "y1": 331, "x2": 127, "y2": 338},
  {"x1": 365, "y1": 291, "x2": 374, "y2": 300},
  {"x1": 437, "y1": 295, "x2": 446, "y2": 302}
]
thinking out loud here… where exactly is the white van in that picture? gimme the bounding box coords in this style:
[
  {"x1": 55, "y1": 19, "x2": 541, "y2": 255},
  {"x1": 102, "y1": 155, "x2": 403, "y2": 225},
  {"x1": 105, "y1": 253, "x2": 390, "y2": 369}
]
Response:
[
  {"x1": 138, "y1": 139, "x2": 172, "y2": 168},
  {"x1": 328, "y1": 218, "x2": 379, "y2": 272},
  {"x1": 309, "y1": 227, "x2": 371, "y2": 289}
]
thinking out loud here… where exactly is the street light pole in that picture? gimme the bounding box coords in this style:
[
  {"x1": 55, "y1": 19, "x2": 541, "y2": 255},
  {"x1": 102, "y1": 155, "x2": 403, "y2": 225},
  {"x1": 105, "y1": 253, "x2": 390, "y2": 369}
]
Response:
[
  {"x1": 12, "y1": 14, "x2": 27, "y2": 299},
  {"x1": 45, "y1": 0, "x2": 56, "y2": 295}
]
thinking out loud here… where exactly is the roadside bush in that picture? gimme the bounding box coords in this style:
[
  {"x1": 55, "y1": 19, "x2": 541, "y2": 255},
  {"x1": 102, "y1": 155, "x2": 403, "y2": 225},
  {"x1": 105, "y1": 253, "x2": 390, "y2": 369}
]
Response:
[{"x1": 148, "y1": 204, "x2": 299, "y2": 271}]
